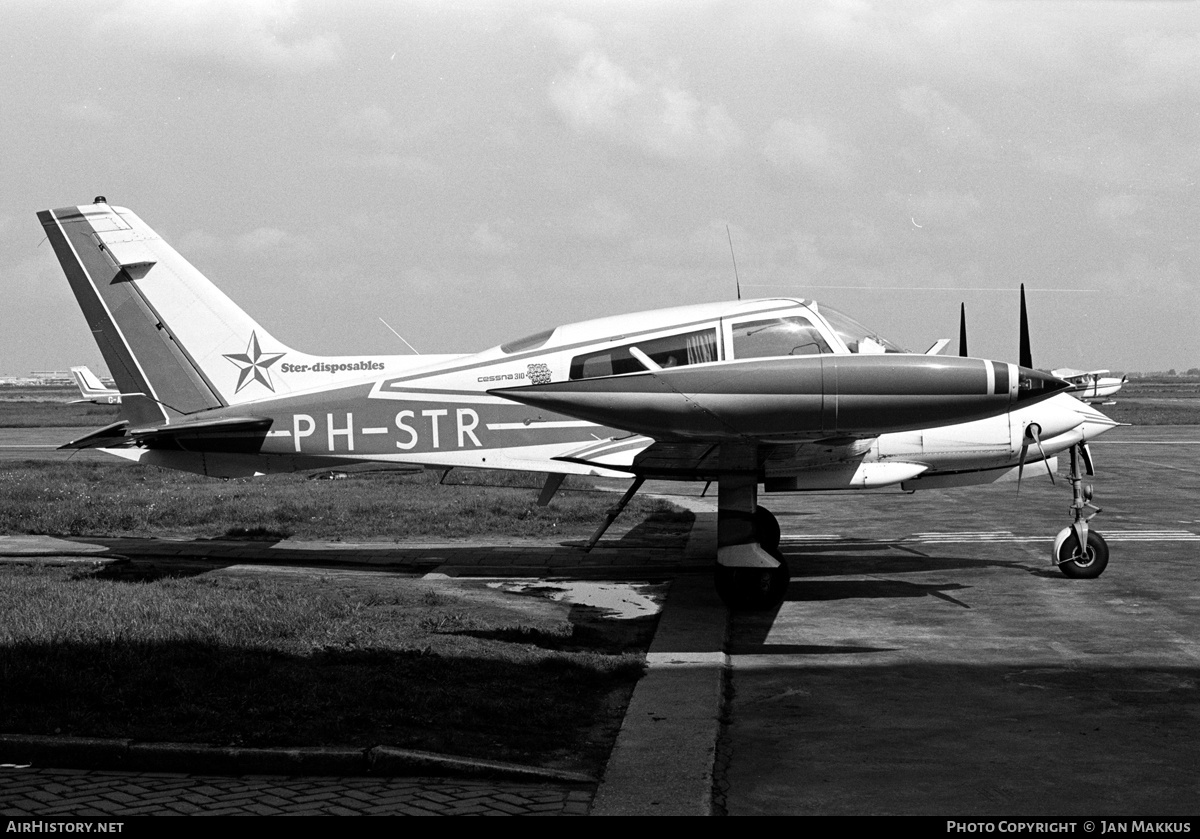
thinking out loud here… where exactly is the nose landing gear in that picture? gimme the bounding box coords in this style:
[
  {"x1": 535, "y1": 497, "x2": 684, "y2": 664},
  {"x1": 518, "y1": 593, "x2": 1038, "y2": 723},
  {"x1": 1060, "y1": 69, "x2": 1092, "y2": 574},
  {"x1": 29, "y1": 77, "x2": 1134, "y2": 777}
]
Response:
[{"x1": 1052, "y1": 442, "x2": 1108, "y2": 579}]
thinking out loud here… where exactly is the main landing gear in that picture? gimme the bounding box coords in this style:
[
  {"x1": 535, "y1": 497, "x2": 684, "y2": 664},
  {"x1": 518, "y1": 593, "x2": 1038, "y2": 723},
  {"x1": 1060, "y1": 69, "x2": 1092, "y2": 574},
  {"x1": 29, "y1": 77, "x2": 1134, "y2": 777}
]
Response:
[
  {"x1": 714, "y1": 474, "x2": 790, "y2": 610},
  {"x1": 1052, "y1": 442, "x2": 1109, "y2": 579}
]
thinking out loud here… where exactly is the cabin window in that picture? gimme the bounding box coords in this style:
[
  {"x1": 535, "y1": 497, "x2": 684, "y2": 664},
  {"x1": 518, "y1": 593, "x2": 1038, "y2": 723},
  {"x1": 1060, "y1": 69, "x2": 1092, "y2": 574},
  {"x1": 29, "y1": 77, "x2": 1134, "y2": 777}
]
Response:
[
  {"x1": 569, "y1": 329, "x2": 718, "y2": 380},
  {"x1": 731, "y1": 316, "x2": 831, "y2": 359}
]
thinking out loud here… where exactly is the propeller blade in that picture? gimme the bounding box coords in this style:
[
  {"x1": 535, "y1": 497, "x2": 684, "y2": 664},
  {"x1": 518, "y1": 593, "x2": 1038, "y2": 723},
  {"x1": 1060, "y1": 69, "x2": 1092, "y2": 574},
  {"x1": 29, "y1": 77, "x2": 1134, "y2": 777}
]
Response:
[
  {"x1": 1079, "y1": 442, "x2": 1095, "y2": 476},
  {"x1": 1031, "y1": 425, "x2": 1055, "y2": 486},
  {"x1": 1018, "y1": 422, "x2": 1055, "y2": 492},
  {"x1": 958, "y1": 303, "x2": 968, "y2": 357},
  {"x1": 1019, "y1": 283, "x2": 1033, "y2": 369},
  {"x1": 1017, "y1": 441, "x2": 1026, "y2": 492}
]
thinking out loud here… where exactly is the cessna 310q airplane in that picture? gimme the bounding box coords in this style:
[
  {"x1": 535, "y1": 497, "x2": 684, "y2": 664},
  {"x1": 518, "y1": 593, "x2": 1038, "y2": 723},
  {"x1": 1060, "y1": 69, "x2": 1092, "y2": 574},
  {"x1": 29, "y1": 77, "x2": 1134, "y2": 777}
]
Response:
[{"x1": 38, "y1": 199, "x2": 1120, "y2": 609}]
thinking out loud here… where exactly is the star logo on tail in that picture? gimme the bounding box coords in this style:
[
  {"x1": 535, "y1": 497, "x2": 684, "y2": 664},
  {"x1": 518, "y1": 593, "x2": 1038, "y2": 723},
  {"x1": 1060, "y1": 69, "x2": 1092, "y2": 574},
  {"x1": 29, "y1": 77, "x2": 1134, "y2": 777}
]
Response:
[{"x1": 223, "y1": 332, "x2": 286, "y2": 393}]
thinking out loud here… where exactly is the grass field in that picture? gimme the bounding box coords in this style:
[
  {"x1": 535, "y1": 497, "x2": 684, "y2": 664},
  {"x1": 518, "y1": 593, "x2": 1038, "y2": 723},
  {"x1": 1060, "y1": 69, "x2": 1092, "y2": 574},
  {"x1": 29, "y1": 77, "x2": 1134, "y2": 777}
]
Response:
[
  {"x1": 0, "y1": 562, "x2": 657, "y2": 773},
  {"x1": 0, "y1": 388, "x2": 688, "y2": 772},
  {"x1": 0, "y1": 460, "x2": 685, "y2": 773},
  {"x1": 0, "y1": 459, "x2": 683, "y2": 542},
  {"x1": 1098, "y1": 377, "x2": 1200, "y2": 427}
]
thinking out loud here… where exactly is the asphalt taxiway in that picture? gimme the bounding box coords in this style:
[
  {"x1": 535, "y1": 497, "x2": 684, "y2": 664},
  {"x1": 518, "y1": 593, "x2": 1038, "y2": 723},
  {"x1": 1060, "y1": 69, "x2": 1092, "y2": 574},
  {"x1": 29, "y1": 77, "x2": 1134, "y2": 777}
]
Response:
[
  {"x1": 1, "y1": 425, "x2": 1198, "y2": 816},
  {"x1": 716, "y1": 425, "x2": 1200, "y2": 816}
]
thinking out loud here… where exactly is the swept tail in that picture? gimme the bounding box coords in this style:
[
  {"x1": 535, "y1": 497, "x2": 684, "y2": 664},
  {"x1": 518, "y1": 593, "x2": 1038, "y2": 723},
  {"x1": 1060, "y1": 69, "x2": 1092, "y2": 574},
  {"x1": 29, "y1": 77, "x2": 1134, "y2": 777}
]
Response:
[{"x1": 39, "y1": 199, "x2": 297, "y2": 424}]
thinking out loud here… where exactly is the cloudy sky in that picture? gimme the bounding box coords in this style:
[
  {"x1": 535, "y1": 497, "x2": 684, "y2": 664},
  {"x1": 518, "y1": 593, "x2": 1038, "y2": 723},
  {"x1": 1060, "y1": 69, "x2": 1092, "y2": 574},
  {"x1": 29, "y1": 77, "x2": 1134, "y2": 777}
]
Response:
[{"x1": 2, "y1": 0, "x2": 1197, "y2": 376}]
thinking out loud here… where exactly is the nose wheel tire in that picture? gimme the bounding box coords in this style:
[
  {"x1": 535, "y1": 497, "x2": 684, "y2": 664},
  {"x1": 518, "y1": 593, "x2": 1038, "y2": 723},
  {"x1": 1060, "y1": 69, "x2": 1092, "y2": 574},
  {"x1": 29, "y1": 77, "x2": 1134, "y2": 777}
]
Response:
[{"x1": 1053, "y1": 527, "x2": 1109, "y2": 579}]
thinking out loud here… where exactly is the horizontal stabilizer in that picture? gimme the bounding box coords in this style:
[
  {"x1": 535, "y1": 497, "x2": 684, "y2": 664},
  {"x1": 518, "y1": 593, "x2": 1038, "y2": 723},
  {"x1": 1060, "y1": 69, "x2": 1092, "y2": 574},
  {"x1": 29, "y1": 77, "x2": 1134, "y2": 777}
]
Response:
[
  {"x1": 127, "y1": 416, "x2": 273, "y2": 438},
  {"x1": 128, "y1": 416, "x2": 274, "y2": 452},
  {"x1": 59, "y1": 421, "x2": 131, "y2": 450},
  {"x1": 61, "y1": 416, "x2": 273, "y2": 453}
]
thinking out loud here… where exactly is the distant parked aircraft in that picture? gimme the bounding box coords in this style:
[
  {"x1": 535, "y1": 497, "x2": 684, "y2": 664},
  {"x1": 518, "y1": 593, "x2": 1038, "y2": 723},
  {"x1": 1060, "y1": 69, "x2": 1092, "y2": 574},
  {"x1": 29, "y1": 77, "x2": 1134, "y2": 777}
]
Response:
[
  {"x1": 69, "y1": 366, "x2": 122, "y2": 404},
  {"x1": 1050, "y1": 368, "x2": 1126, "y2": 403}
]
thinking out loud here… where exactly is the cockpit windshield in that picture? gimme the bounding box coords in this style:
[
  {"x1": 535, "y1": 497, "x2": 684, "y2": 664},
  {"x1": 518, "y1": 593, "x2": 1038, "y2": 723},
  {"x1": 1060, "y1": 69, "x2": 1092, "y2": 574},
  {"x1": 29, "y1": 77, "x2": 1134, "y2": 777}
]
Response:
[{"x1": 815, "y1": 303, "x2": 909, "y2": 354}]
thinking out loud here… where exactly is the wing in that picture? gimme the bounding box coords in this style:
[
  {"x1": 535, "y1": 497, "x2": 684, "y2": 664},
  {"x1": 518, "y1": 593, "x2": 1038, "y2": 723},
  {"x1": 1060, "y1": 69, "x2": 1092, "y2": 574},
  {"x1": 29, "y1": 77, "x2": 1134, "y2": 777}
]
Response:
[{"x1": 554, "y1": 434, "x2": 928, "y2": 488}]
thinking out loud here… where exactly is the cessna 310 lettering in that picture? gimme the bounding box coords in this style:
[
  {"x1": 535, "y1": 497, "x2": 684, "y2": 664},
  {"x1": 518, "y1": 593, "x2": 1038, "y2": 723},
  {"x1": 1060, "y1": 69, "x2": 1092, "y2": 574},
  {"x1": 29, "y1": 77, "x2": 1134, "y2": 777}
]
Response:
[{"x1": 39, "y1": 199, "x2": 1121, "y2": 609}]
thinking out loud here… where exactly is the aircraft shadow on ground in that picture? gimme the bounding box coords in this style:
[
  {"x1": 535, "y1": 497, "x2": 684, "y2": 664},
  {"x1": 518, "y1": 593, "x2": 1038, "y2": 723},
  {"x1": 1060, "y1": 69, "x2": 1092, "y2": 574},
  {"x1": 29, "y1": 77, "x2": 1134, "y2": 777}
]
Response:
[
  {"x1": 453, "y1": 610, "x2": 659, "y2": 655},
  {"x1": 77, "y1": 538, "x2": 689, "y2": 586},
  {"x1": 726, "y1": 641, "x2": 901, "y2": 655},
  {"x1": 782, "y1": 549, "x2": 1029, "y2": 578}
]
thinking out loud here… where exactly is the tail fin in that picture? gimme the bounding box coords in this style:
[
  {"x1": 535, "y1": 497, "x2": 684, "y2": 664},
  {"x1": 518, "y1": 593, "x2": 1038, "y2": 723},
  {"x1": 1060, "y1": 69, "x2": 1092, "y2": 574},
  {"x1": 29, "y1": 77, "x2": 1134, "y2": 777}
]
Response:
[
  {"x1": 39, "y1": 200, "x2": 300, "y2": 424},
  {"x1": 69, "y1": 366, "x2": 121, "y2": 404}
]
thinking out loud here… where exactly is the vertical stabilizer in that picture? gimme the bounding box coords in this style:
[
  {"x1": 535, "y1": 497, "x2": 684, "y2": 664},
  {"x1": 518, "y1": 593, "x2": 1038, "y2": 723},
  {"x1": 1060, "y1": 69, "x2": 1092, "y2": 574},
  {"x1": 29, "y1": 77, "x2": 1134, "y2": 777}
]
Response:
[{"x1": 39, "y1": 200, "x2": 300, "y2": 422}]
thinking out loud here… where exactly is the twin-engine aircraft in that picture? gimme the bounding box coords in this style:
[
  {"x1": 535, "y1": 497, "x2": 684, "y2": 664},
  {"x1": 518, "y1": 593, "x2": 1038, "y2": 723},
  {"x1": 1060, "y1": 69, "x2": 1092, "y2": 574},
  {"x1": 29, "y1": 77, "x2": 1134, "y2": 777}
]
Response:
[{"x1": 39, "y1": 199, "x2": 1120, "y2": 608}]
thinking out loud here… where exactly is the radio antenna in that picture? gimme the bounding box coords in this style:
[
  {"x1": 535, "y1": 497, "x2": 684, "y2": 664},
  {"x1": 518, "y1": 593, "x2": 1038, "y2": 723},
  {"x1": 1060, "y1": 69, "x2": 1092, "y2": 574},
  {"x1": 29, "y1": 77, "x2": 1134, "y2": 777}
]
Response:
[
  {"x1": 378, "y1": 317, "x2": 421, "y2": 354},
  {"x1": 726, "y1": 225, "x2": 742, "y2": 301}
]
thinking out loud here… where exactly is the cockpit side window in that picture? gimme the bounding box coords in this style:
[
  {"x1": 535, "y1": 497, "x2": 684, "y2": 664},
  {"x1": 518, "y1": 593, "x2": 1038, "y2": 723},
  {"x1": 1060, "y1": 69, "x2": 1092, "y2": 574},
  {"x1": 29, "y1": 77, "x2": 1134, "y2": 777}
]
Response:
[
  {"x1": 569, "y1": 328, "x2": 718, "y2": 380},
  {"x1": 731, "y1": 317, "x2": 831, "y2": 359}
]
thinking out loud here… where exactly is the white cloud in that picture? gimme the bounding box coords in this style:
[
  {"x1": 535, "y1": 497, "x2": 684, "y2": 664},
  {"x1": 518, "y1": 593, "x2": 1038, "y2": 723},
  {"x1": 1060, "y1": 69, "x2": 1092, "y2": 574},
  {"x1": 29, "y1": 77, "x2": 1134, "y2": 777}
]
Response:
[
  {"x1": 238, "y1": 227, "x2": 288, "y2": 252},
  {"x1": 762, "y1": 118, "x2": 857, "y2": 183},
  {"x1": 551, "y1": 51, "x2": 640, "y2": 132},
  {"x1": 343, "y1": 153, "x2": 439, "y2": 179},
  {"x1": 1023, "y1": 131, "x2": 1160, "y2": 189},
  {"x1": 93, "y1": 0, "x2": 341, "y2": 75},
  {"x1": 550, "y1": 49, "x2": 743, "y2": 161},
  {"x1": 470, "y1": 222, "x2": 515, "y2": 255},
  {"x1": 571, "y1": 199, "x2": 632, "y2": 241},
  {"x1": 895, "y1": 85, "x2": 993, "y2": 156},
  {"x1": 1115, "y1": 31, "x2": 1200, "y2": 101},
  {"x1": 1092, "y1": 194, "x2": 1150, "y2": 238},
  {"x1": 768, "y1": 230, "x2": 828, "y2": 276},
  {"x1": 537, "y1": 14, "x2": 598, "y2": 55},
  {"x1": 338, "y1": 105, "x2": 393, "y2": 141},
  {"x1": 894, "y1": 190, "x2": 983, "y2": 227},
  {"x1": 1087, "y1": 252, "x2": 1191, "y2": 299}
]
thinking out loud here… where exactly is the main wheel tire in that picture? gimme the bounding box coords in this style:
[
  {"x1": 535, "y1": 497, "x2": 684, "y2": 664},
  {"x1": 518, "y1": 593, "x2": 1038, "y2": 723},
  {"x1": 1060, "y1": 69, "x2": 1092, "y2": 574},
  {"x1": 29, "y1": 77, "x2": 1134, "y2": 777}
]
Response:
[
  {"x1": 1056, "y1": 529, "x2": 1109, "y2": 579},
  {"x1": 753, "y1": 506, "x2": 781, "y2": 551},
  {"x1": 714, "y1": 550, "x2": 791, "y2": 611}
]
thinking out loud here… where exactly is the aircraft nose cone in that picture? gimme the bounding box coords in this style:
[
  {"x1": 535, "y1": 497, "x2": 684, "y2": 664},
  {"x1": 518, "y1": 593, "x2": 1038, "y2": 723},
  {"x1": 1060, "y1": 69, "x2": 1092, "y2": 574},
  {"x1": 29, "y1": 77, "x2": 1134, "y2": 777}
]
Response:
[
  {"x1": 1075, "y1": 399, "x2": 1122, "y2": 440},
  {"x1": 1015, "y1": 367, "x2": 1072, "y2": 404}
]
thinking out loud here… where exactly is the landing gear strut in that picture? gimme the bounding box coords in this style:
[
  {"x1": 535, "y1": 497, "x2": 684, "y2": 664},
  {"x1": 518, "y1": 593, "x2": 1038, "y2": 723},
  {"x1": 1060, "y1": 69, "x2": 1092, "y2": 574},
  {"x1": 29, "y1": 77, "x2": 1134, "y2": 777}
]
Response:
[
  {"x1": 714, "y1": 473, "x2": 790, "y2": 610},
  {"x1": 1052, "y1": 442, "x2": 1109, "y2": 579}
]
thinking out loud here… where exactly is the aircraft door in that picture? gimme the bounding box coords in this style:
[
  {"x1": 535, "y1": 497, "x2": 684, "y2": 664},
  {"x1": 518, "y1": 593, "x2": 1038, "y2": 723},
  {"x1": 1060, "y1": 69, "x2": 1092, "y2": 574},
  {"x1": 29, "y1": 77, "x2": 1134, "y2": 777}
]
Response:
[{"x1": 723, "y1": 311, "x2": 838, "y2": 433}]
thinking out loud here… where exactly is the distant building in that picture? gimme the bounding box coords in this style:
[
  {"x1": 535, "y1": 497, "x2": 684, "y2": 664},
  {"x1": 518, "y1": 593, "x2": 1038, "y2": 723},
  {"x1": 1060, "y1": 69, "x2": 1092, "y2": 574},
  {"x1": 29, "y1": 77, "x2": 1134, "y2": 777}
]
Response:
[
  {"x1": 0, "y1": 371, "x2": 113, "y2": 387},
  {"x1": 28, "y1": 371, "x2": 76, "y2": 386}
]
